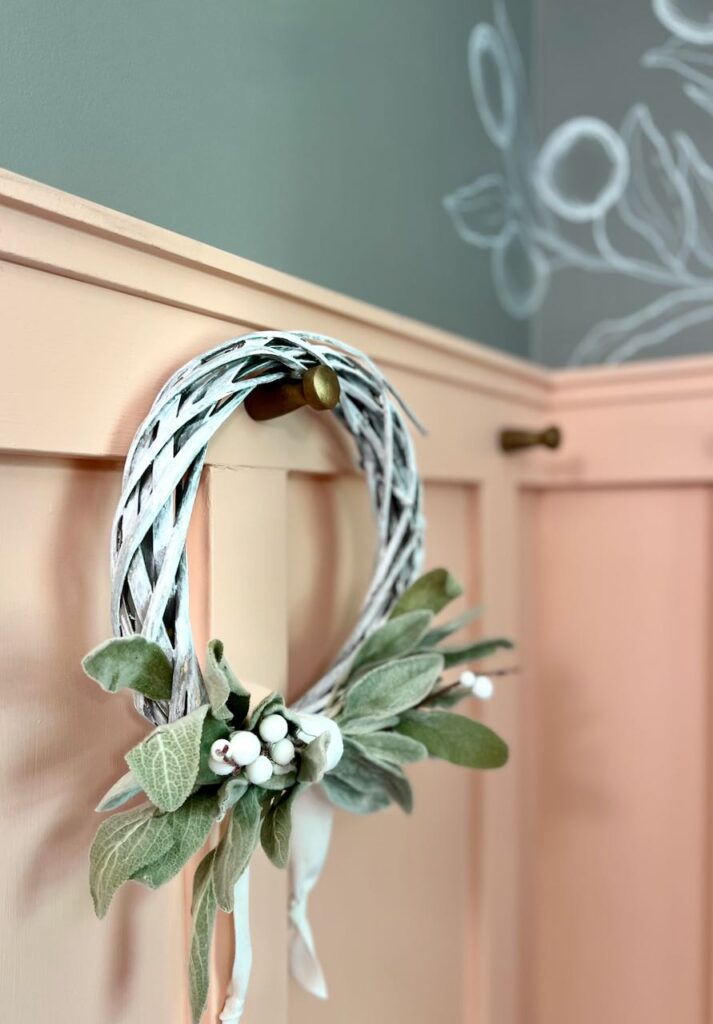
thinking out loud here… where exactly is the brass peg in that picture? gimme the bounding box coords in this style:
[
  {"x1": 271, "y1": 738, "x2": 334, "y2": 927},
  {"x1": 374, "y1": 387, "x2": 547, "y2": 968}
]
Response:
[
  {"x1": 245, "y1": 364, "x2": 341, "y2": 422},
  {"x1": 499, "y1": 425, "x2": 562, "y2": 453}
]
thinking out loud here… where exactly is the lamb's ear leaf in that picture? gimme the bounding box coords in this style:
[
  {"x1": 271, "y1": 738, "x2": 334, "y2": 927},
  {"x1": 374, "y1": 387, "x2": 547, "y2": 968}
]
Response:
[
  {"x1": 131, "y1": 792, "x2": 217, "y2": 889},
  {"x1": 438, "y1": 637, "x2": 513, "y2": 669},
  {"x1": 95, "y1": 769, "x2": 143, "y2": 812},
  {"x1": 125, "y1": 705, "x2": 209, "y2": 812},
  {"x1": 349, "y1": 731, "x2": 427, "y2": 765},
  {"x1": 321, "y1": 772, "x2": 391, "y2": 814},
  {"x1": 212, "y1": 787, "x2": 261, "y2": 911},
  {"x1": 396, "y1": 710, "x2": 508, "y2": 769},
  {"x1": 189, "y1": 850, "x2": 218, "y2": 1024},
  {"x1": 389, "y1": 569, "x2": 463, "y2": 618},
  {"x1": 260, "y1": 786, "x2": 302, "y2": 868},
  {"x1": 89, "y1": 804, "x2": 173, "y2": 918},
  {"x1": 350, "y1": 610, "x2": 433, "y2": 672},
  {"x1": 339, "y1": 653, "x2": 443, "y2": 724},
  {"x1": 216, "y1": 777, "x2": 249, "y2": 822},
  {"x1": 248, "y1": 691, "x2": 285, "y2": 730},
  {"x1": 195, "y1": 713, "x2": 231, "y2": 785},
  {"x1": 325, "y1": 738, "x2": 413, "y2": 813},
  {"x1": 205, "y1": 640, "x2": 250, "y2": 721},
  {"x1": 297, "y1": 732, "x2": 330, "y2": 784},
  {"x1": 82, "y1": 636, "x2": 173, "y2": 700},
  {"x1": 420, "y1": 606, "x2": 482, "y2": 647}
]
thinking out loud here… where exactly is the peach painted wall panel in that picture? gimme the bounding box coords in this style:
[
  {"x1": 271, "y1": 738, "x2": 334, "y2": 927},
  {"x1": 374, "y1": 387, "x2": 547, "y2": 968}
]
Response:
[{"x1": 524, "y1": 487, "x2": 711, "y2": 1024}]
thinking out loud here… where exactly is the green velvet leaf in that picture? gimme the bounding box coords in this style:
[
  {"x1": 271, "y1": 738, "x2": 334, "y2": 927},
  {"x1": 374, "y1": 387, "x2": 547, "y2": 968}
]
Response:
[
  {"x1": 350, "y1": 610, "x2": 433, "y2": 672},
  {"x1": 217, "y1": 777, "x2": 248, "y2": 821},
  {"x1": 204, "y1": 639, "x2": 251, "y2": 724},
  {"x1": 297, "y1": 732, "x2": 331, "y2": 784},
  {"x1": 259, "y1": 770, "x2": 297, "y2": 791},
  {"x1": 195, "y1": 712, "x2": 232, "y2": 785},
  {"x1": 125, "y1": 705, "x2": 209, "y2": 812},
  {"x1": 189, "y1": 850, "x2": 218, "y2": 1024},
  {"x1": 327, "y1": 738, "x2": 413, "y2": 813},
  {"x1": 339, "y1": 653, "x2": 443, "y2": 725},
  {"x1": 438, "y1": 637, "x2": 514, "y2": 669},
  {"x1": 340, "y1": 715, "x2": 400, "y2": 735},
  {"x1": 212, "y1": 786, "x2": 261, "y2": 911},
  {"x1": 420, "y1": 606, "x2": 482, "y2": 647},
  {"x1": 260, "y1": 786, "x2": 301, "y2": 868},
  {"x1": 82, "y1": 636, "x2": 173, "y2": 700},
  {"x1": 95, "y1": 769, "x2": 143, "y2": 813},
  {"x1": 389, "y1": 568, "x2": 463, "y2": 618},
  {"x1": 422, "y1": 684, "x2": 472, "y2": 709},
  {"x1": 248, "y1": 691, "x2": 285, "y2": 730},
  {"x1": 321, "y1": 772, "x2": 391, "y2": 814},
  {"x1": 350, "y1": 731, "x2": 427, "y2": 765},
  {"x1": 131, "y1": 791, "x2": 217, "y2": 889},
  {"x1": 396, "y1": 710, "x2": 508, "y2": 769},
  {"x1": 89, "y1": 803, "x2": 174, "y2": 918}
]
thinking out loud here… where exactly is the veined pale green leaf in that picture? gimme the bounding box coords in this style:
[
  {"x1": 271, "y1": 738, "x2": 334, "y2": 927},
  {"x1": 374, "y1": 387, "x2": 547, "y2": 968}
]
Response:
[
  {"x1": 422, "y1": 684, "x2": 472, "y2": 710},
  {"x1": 132, "y1": 792, "x2": 217, "y2": 889},
  {"x1": 95, "y1": 769, "x2": 143, "y2": 813},
  {"x1": 248, "y1": 691, "x2": 285, "y2": 730},
  {"x1": 420, "y1": 606, "x2": 482, "y2": 647},
  {"x1": 340, "y1": 714, "x2": 400, "y2": 735},
  {"x1": 213, "y1": 786, "x2": 261, "y2": 911},
  {"x1": 350, "y1": 731, "x2": 427, "y2": 765},
  {"x1": 205, "y1": 639, "x2": 250, "y2": 722},
  {"x1": 259, "y1": 770, "x2": 297, "y2": 791},
  {"x1": 439, "y1": 637, "x2": 513, "y2": 669},
  {"x1": 350, "y1": 610, "x2": 433, "y2": 672},
  {"x1": 125, "y1": 705, "x2": 209, "y2": 813},
  {"x1": 339, "y1": 653, "x2": 443, "y2": 725},
  {"x1": 396, "y1": 710, "x2": 508, "y2": 769},
  {"x1": 217, "y1": 777, "x2": 248, "y2": 821},
  {"x1": 260, "y1": 786, "x2": 302, "y2": 869},
  {"x1": 195, "y1": 713, "x2": 231, "y2": 785},
  {"x1": 389, "y1": 568, "x2": 463, "y2": 618},
  {"x1": 189, "y1": 850, "x2": 218, "y2": 1024},
  {"x1": 82, "y1": 636, "x2": 172, "y2": 700},
  {"x1": 297, "y1": 732, "x2": 330, "y2": 784},
  {"x1": 330, "y1": 738, "x2": 413, "y2": 813},
  {"x1": 89, "y1": 803, "x2": 173, "y2": 918},
  {"x1": 321, "y1": 772, "x2": 391, "y2": 814}
]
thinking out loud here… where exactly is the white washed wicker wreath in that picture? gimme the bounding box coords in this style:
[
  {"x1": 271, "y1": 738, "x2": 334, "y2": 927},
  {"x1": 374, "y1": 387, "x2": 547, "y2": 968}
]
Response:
[{"x1": 84, "y1": 332, "x2": 511, "y2": 1024}]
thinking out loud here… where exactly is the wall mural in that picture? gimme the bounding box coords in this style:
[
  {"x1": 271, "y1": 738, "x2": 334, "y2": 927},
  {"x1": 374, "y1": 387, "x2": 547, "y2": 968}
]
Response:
[{"x1": 444, "y1": 0, "x2": 713, "y2": 365}]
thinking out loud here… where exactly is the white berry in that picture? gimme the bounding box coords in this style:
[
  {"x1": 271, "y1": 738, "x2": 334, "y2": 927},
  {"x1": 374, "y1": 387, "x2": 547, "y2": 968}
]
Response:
[
  {"x1": 210, "y1": 739, "x2": 230, "y2": 761},
  {"x1": 270, "y1": 737, "x2": 295, "y2": 766},
  {"x1": 208, "y1": 755, "x2": 234, "y2": 776},
  {"x1": 228, "y1": 730, "x2": 261, "y2": 766},
  {"x1": 459, "y1": 670, "x2": 477, "y2": 690},
  {"x1": 258, "y1": 714, "x2": 288, "y2": 743},
  {"x1": 473, "y1": 675, "x2": 494, "y2": 700},
  {"x1": 245, "y1": 755, "x2": 274, "y2": 785}
]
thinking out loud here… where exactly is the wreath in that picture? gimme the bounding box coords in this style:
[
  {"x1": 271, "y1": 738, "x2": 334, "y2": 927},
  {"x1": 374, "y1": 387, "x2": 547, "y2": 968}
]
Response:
[{"x1": 82, "y1": 332, "x2": 512, "y2": 1022}]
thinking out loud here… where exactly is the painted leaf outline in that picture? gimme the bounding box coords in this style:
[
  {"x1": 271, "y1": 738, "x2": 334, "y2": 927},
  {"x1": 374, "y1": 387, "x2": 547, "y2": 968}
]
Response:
[
  {"x1": 443, "y1": 174, "x2": 511, "y2": 248},
  {"x1": 675, "y1": 133, "x2": 713, "y2": 270},
  {"x1": 617, "y1": 104, "x2": 695, "y2": 269}
]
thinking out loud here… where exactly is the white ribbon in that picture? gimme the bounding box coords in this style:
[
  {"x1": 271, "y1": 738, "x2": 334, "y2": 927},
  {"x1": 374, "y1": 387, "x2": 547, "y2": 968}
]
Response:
[{"x1": 219, "y1": 713, "x2": 343, "y2": 1018}]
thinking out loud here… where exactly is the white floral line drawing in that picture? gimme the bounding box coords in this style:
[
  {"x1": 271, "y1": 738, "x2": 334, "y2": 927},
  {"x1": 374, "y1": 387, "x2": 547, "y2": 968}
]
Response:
[
  {"x1": 645, "y1": 0, "x2": 713, "y2": 114},
  {"x1": 444, "y1": 0, "x2": 713, "y2": 365}
]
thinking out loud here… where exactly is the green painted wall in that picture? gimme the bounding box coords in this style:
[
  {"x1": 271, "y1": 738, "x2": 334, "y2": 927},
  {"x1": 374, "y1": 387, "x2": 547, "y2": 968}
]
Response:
[{"x1": 0, "y1": 0, "x2": 531, "y2": 359}]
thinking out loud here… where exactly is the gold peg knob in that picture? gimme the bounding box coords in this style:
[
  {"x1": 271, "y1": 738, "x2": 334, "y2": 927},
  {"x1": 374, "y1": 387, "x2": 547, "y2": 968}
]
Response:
[
  {"x1": 245, "y1": 365, "x2": 341, "y2": 422},
  {"x1": 499, "y1": 425, "x2": 562, "y2": 453}
]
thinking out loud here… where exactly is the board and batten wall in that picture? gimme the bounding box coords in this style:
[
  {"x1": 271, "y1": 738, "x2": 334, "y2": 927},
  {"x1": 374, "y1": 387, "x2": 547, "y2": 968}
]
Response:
[{"x1": 0, "y1": 168, "x2": 711, "y2": 1024}]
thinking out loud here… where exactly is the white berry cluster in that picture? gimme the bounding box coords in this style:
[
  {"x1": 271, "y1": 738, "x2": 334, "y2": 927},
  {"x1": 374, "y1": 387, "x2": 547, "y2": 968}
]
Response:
[
  {"x1": 207, "y1": 712, "x2": 296, "y2": 785},
  {"x1": 458, "y1": 670, "x2": 495, "y2": 700}
]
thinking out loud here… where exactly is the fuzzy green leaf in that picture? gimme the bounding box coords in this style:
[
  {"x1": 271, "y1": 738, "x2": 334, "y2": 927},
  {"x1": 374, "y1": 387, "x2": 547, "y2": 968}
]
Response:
[
  {"x1": 439, "y1": 637, "x2": 513, "y2": 669},
  {"x1": 297, "y1": 732, "x2": 331, "y2": 784},
  {"x1": 204, "y1": 639, "x2": 250, "y2": 722},
  {"x1": 327, "y1": 738, "x2": 413, "y2": 813},
  {"x1": 125, "y1": 705, "x2": 209, "y2": 812},
  {"x1": 248, "y1": 691, "x2": 285, "y2": 730},
  {"x1": 131, "y1": 792, "x2": 217, "y2": 889},
  {"x1": 396, "y1": 710, "x2": 508, "y2": 769},
  {"x1": 350, "y1": 610, "x2": 433, "y2": 672},
  {"x1": 195, "y1": 713, "x2": 231, "y2": 785},
  {"x1": 89, "y1": 803, "x2": 174, "y2": 918},
  {"x1": 189, "y1": 850, "x2": 218, "y2": 1024},
  {"x1": 95, "y1": 769, "x2": 143, "y2": 813},
  {"x1": 422, "y1": 684, "x2": 472, "y2": 709},
  {"x1": 321, "y1": 772, "x2": 391, "y2": 814},
  {"x1": 259, "y1": 770, "x2": 297, "y2": 791},
  {"x1": 420, "y1": 606, "x2": 482, "y2": 647},
  {"x1": 82, "y1": 636, "x2": 173, "y2": 700},
  {"x1": 260, "y1": 787, "x2": 301, "y2": 868},
  {"x1": 217, "y1": 777, "x2": 249, "y2": 821},
  {"x1": 212, "y1": 786, "x2": 261, "y2": 911},
  {"x1": 350, "y1": 731, "x2": 427, "y2": 765},
  {"x1": 389, "y1": 568, "x2": 463, "y2": 618},
  {"x1": 340, "y1": 714, "x2": 400, "y2": 735},
  {"x1": 339, "y1": 653, "x2": 443, "y2": 725}
]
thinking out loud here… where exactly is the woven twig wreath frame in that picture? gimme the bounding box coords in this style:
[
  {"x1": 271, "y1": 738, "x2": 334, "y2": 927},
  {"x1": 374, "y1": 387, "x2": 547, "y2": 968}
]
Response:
[{"x1": 110, "y1": 331, "x2": 425, "y2": 726}]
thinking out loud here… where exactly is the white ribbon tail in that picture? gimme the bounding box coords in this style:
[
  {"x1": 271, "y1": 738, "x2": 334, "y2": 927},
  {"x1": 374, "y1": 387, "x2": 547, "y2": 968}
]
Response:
[
  {"x1": 289, "y1": 784, "x2": 335, "y2": 999},
  {"x1": 219, "y1": 867, "x2": 253, "y2": 1023}
]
